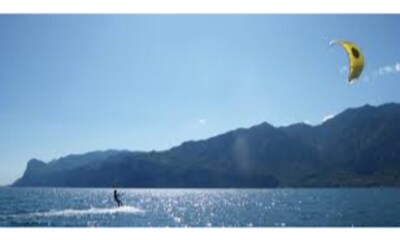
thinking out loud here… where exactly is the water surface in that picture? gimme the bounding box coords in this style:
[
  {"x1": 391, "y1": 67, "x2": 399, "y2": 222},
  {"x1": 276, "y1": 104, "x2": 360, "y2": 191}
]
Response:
[{"x1": 1, "y1": 188, "x2": 399, "y2": 227}]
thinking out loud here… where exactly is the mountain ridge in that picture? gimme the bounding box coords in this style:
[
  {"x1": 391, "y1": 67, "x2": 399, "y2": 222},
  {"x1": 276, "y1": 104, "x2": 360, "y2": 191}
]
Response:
[{"x1": 12, "y1": 102, "x2": 400, "y2": 188}]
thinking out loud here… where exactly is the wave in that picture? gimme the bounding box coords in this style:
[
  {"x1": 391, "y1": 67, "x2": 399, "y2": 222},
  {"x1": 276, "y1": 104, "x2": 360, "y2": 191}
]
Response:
[{"x1": 28, "y1": 206, "x2": 144, "y2": 217}]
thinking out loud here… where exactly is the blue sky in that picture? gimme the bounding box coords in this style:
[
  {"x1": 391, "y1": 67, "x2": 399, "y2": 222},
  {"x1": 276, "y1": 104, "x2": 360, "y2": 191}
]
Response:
[{"x1": 1, "y1": 15, "x2": 400, "y2": 185}]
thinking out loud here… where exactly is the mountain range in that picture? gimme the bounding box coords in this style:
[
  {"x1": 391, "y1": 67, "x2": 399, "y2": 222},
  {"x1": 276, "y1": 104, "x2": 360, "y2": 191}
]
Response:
[{"x1": 12, "y1": 103, "x2": 400, "y2": 188}]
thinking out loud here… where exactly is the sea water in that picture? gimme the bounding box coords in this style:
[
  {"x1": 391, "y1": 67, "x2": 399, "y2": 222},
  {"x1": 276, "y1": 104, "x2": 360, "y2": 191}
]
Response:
[{"x1": 1, "y1": 188, "x2": 400, "y2": 227}]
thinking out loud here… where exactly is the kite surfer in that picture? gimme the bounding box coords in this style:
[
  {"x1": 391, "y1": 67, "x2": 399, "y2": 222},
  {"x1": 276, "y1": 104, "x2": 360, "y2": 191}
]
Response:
[{"x1": 114, "y1": 189, "x2": 123, "y2": 207}]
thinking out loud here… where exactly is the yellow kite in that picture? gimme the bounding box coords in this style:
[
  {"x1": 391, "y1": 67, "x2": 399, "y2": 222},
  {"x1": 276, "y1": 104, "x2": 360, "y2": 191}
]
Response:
[{"x1": 330, "y1": 40, "x2": 364, "y2": 83}]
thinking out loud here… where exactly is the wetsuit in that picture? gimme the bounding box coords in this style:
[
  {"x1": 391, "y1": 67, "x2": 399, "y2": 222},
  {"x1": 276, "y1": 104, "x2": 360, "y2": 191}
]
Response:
[{"x1": 114, "y1": 190, "x2": 123, "y2": 207}]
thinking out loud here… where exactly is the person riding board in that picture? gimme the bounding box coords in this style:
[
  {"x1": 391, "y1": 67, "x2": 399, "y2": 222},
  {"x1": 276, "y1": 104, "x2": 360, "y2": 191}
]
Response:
[{"x1": 113, "y1": 189, "x2": 123, "y2": 207}]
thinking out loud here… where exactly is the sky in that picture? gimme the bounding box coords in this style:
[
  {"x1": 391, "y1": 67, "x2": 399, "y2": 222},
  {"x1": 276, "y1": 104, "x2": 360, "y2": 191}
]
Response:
[{"x1": 0, "y1": 15, "x2": 400, "y2": 185}]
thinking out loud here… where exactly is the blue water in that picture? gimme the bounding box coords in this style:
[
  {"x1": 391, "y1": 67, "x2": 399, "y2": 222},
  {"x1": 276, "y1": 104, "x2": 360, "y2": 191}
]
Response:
[{"x1": 1, "y1": 188, "x2": 400, "y2": 227}]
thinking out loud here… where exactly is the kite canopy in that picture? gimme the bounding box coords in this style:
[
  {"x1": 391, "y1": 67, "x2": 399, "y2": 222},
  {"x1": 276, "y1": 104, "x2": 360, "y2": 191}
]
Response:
[{"x1": 330, "y1": 40, "x2": 364, "y2": 83}]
